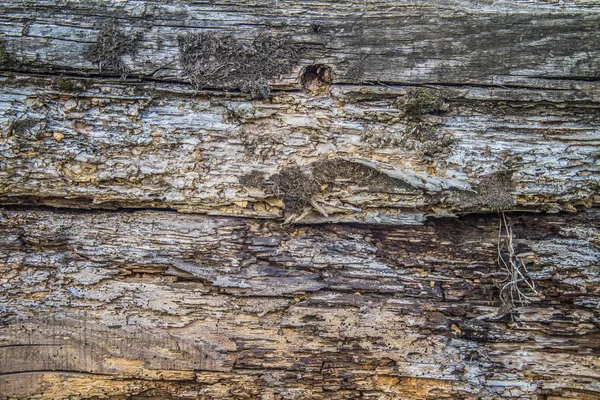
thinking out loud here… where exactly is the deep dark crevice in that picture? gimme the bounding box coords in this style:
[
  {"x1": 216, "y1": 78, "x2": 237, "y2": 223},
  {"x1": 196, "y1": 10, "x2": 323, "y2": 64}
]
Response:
[
  {"x1": 0, "y1": 203, "x2": 179, "y2": 215},
  {"x1": 301, "y1": 64, "x2": 333, "y2": 95},
  {"x1": 0, "y1": 370, "x2": 113, "y2": 378},
  {"x1": 0, "y1": 343, "x2": 64, "y2": 348},
  {"x1": 0, "y1": 369, "x2": 197, "y2": 382},
  {"x1": 2, "y1": 69, "x2": 598, "y2": 94},
  {"x1": 348, "y1": 79, "x2": 600, "y2": 91},
  {"x1": 531, "y1": 75, "x2": 600, "y2": 82},
  {"x1": 1, "y1": 202, "x2": 598, "y2": 227}
]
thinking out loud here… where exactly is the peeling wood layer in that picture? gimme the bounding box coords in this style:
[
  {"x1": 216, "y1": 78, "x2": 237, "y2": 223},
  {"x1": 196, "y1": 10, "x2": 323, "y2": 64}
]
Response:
[
  {"x1": 1, "y1": 76, "x2": 598, "y2": 222},
  {"x1": 0, "y1": 209, "x2": 598, "y2": 399}
]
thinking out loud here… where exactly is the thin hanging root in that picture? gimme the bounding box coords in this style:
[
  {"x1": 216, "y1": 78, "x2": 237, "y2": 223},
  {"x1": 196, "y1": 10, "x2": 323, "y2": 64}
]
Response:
[{"x1": 497, "y1": 212, "x2": 540, "y2": 309}]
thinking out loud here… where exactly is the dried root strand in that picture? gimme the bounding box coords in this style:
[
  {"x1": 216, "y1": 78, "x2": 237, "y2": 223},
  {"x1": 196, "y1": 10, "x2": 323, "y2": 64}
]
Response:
[{"x1": 497, "y1": 212, "x2": 540, "y2": 310}]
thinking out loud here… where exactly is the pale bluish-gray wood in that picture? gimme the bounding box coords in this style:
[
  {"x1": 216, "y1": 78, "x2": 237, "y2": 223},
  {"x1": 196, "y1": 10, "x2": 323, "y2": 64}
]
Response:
[{"x1": 0, "y1": 76, "x2": 598, "y2": 223}]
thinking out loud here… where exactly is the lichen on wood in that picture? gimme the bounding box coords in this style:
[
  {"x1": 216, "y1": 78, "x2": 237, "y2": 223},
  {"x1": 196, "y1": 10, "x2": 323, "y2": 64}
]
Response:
[
  {"x1": 396, "y1": 88, "x2": 448, "y2": 118},
  {"x1": 0, "y1": 77, "x2": 597, "y2": 222},
  {"x1": 444, "y1": 170, "x2": 517, "y2": 212},
  {"x1": 51, "y1": 77, "x2": 87, "y2": 93},
  {"x1": 0, "y1": 39, "x2": 11, "y2": 66}
]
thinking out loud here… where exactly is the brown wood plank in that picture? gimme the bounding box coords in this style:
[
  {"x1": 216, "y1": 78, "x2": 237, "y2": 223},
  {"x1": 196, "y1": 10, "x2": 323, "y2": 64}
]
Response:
[{"x1": 0, "y1": 209, "x2": 598, "y2": 398}]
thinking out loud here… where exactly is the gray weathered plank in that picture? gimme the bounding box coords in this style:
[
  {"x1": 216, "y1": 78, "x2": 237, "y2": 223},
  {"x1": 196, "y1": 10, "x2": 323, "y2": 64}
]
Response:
[{"x1": 1, "y1": 0, "x2": 599, "y2": 89}]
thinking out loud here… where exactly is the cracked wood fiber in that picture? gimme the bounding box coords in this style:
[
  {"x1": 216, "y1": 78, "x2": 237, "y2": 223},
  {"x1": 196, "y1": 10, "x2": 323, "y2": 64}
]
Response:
[
  {"x1": 1, "y1": 78, "x2": 599, "y2": 223},
  {"x1": 0, "y1": 1, "x2": 599, "y2": 221},
  {"x1": 0, "y1": 209, "x2": 599, "y2": 399},
  {"x1": 0, "y1": 0, "x2": 599, "y2": 399}
]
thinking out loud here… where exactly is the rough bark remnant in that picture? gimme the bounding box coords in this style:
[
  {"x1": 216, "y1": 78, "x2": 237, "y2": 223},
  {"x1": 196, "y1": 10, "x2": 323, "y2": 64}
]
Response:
[{"x1": 1, "y1": 0, "x2": 599, "y2": 399}]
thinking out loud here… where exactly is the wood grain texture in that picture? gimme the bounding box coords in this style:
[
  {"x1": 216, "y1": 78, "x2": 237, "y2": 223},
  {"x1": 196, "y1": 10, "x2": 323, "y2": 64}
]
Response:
[
  {"x1": 0, "y1": 209, "x2": 599, "y2": 399},
  {"x1": 1, "y1": 75, "x2": 598, "y2": 223},
  {"x1": 1, "y1": 0, "x2": 599, "y2": 222},
  {"x1": 1, "y1": 0, "x2": 599, "y2": 88},
  {"x1": 1, "y1": 1, "x2": 599, "y2": 398}
]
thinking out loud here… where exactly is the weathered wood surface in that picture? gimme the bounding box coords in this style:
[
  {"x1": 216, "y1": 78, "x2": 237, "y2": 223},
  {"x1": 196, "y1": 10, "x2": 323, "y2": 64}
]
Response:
[
  {"x1": 1, "y1": 76, "x2": 598, "y2": 223},
  {"x1": 1, "y1": 0, "x2": 600, "y2": 222},
  {"x1": 1, "y1": 0, "x2": 600, "y2": 89},
  {"x1": 0, "y1": 209, "x2": 599, "y2": 399},
  {"x1": 1, "y1": 1, "x2": 600, "y2": 399}
]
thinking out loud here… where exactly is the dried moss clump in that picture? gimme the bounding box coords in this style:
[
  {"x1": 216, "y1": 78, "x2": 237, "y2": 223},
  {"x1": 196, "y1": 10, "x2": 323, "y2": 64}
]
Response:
[
  {"x1": 311, "y1": 159, "x2": 408, "y2": 191},
  {"x1": 474, "y1": 171, "x2": 516, "y2": 211},
  {"x1": 364, "y1": 88, "x2": 452, "y2": 157},
  {"x1": 86, "y1": 21, "x2": 141, "y2": 77},
  {"x1": 239, "y1": 170, "x2": 266, "y2": 188},
  {"x1": 405, "y1": 122, "x2": 455, "y2": 157},
  {"x1": 448, "y1": 171, "x2": 516, "y2": 212},
  {"x1": 10, "y1": 118, "x2": 47, "y2": 140},
  {"x1": 269, "y1": 159, "x2": 413, "y2": 215},
  {"x1": 397, "y1": 88, "x2": 447, "y2": 118},
  {"x1": 271, "y1": 166, "x2": 318, "y2": 212},
  {"x1": 0, "y1": 40, "x2": 11, "y2": 66},
  {"x1": 177, "y1": 32, "x2": 301, "y2": 99},
  {"x1": 0, "y1": 39, "x2": 22, "y2": 69},
  {"x1": 312, "y1": 159, "x2": 374, "y2": 185},
  {"x1": 11, "y1": 118, "x2": 37, "y2": 136}
]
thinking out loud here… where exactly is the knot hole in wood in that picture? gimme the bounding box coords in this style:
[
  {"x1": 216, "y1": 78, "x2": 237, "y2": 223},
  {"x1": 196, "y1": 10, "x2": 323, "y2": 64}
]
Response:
[{"x1": 301, "y1": 64, "x2": 333, "y2": 95}]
